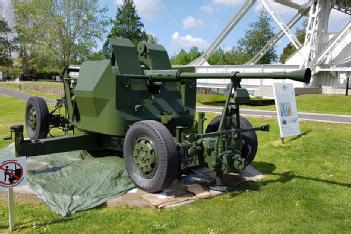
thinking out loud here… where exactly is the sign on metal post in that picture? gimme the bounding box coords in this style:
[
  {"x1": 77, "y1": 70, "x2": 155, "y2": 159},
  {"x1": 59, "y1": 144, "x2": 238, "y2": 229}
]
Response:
[
  {"x1": 273, "y1": 83, "x2": 301, "y2": 143},
  {"x1": 0, "y1": 157, "x2": 27, "y2": 231}
]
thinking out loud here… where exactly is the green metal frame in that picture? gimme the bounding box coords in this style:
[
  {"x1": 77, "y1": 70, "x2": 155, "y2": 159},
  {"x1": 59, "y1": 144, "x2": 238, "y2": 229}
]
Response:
[{"x1": 5, "y1": 38, "x2": 311, "y2": 190}]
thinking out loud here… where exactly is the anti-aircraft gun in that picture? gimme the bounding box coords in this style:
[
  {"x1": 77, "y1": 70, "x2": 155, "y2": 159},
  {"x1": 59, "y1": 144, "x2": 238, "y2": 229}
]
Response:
[{"x1": 6, "y1": 38, "x2": 311, "y2": 192}]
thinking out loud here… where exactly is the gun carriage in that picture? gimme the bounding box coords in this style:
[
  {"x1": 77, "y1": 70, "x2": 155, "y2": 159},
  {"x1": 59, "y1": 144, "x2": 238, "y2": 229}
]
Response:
[{"x1": 7, "y1": 38, "x2": 311, "y2": 192}]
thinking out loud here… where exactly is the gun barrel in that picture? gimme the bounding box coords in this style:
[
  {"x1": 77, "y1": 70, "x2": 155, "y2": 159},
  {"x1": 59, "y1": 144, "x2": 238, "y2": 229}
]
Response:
[{"x1": 143, "y1": 68, "x2": 311, "y2": 84}]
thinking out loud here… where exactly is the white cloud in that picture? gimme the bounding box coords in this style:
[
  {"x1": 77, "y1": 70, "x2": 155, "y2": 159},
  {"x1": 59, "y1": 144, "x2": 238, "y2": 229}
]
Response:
[
  {"x1": 182, "y1": 16, "x2": 204, "y2": 29},
  {"x1": 172, "y1": 32, "x2": 209, "y2": 49},
  {"x1": 200, "y1": 5, "x2": 213, "y2": 14},
  {"x1": 213, "y1": 0, "x2": 243, "y2": 7},
  {"x1": 115, "y1": 0, "x2": 166, "y2": 20}
]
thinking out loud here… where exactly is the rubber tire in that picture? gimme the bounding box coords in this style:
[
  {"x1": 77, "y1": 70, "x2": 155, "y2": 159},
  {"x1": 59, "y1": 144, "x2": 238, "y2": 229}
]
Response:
[
  {"x1": 205, "y1": 115, "x2": 258, "y2": 164},
  {"x1": 123, "y1": 120, "x2": 178, "y2": 193},
  {"x1": 25, "y1": 96, "x2": 49, "y2": 140}
]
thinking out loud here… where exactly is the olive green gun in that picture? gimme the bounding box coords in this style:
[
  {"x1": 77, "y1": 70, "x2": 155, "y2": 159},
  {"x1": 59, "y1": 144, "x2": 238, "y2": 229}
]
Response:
[{"x1": 7, "y1": 38, "x2": 311, "y2": 192}]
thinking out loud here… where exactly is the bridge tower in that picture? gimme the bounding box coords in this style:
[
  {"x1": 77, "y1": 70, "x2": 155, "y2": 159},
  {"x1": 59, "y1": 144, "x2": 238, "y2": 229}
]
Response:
[{"x1": 194, "y1": 0, "x2": 351, "y2": 96}]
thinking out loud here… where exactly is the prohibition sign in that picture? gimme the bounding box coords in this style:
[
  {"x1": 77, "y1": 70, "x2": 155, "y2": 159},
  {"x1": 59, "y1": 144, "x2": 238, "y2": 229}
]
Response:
[{"x1": 0, "y1": 160, "x2": 24, "y2": 187}]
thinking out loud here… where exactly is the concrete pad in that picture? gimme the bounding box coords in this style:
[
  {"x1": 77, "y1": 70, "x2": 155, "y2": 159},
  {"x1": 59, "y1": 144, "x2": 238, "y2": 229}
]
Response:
[
  {"x1": 0, "y1": 166, "x2": 264, "y2": 209},
  {"x1": 106, "y1": 188, "x2": 152, "y2": 208},
  {"x1": 240, "y1": 165, "x2": 265, "y2": 181},
  {"x1": 27, "y1": 160, "x2": 49, "y2": 172},
  {"x1": 0, "y1": 185, "x2": 43, "y2": 204},
  {"x1": 106, "y1": 166, "x2": 264, "y2": 209}
]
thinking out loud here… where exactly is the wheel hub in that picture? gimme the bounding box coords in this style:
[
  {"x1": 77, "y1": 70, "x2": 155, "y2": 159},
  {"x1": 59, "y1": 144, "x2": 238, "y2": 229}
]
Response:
[
  {"x1": 132, "y1": 137, "x2": 158, "y2": 179},
  {"x1": 27, "y1": 107, "x2": 37, "y2": 130}
]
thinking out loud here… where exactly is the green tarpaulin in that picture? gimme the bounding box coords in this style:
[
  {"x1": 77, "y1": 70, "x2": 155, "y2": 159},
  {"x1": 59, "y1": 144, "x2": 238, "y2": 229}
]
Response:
[{"x1": 0, "y1": 144, "x2": 134, "y2": 216}]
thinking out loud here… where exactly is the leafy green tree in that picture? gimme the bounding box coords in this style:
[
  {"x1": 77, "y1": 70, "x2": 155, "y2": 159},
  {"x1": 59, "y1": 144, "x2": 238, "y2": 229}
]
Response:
[
  {"x1": 147, "y1": 34, "x2": 158, "y2": 45},
  {"x1": 170, "y1": 49, "x2": 188, "y2": 65},
  {"x1": 207, "y1": 48, "x2": 249, "y2": 65},
  {"x1": 103, "y1": 0, "x2": 157, "y2": 57},
  {"x1": 280, "y1": 27, "x2": 306, "y2": 64},
  {"x1": 0, "y1": 19, "x2": 18, "y2": 78},
  {"x1": 237, "y1": 10, "x2": 277, "y2": 64},
  {"x1": 198, "y1": 11, "x2": 276, "y2": 65},
  {"x1": 0, "y1": 19, "x2": 15, "y2": 67},
  {"x1": 172, "y1": 11, "x2": 277, "y2": 66},
  {"x1": 171, "y1": 47, "x2": 202, "y2": 65},
  {"x1": 208, "y1": 48, "x2": 226, "y2": 65},
  {"x1": 88, "y1": 51, "x2": 106, "y2": 61},
  {"x1": 12, "y1": 0, "x2": 108, "y2": 71}
]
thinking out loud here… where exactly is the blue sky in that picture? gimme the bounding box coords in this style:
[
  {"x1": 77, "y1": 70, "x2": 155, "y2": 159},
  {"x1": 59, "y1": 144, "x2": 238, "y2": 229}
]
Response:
[{"x1": 98, "y1": 0, "x2": 351, "y2": 58}]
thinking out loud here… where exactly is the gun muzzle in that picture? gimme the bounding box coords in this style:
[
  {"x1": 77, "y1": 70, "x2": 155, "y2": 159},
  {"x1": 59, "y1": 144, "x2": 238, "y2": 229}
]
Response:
[{"x1": 286, "y1": 68, "x2": 311, "y2": 84}]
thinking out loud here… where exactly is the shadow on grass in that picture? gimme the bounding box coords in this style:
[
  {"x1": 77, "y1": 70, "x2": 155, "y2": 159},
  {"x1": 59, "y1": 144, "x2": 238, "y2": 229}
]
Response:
[
  {"x1": 285, "y1": 130, "x2": 312, "y2": 143},
  {"x1": 230, "y1": 161, "x2": 351, "y2": 196},
  {"x1": 200, "y1": 99, "x2": 275, "y2": 107}
]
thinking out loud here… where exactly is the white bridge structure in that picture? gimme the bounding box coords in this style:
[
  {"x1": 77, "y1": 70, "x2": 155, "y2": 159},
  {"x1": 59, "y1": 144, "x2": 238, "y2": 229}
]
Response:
[{"x1": 193, "y1": 0, "x2": 351, "y2": 97}]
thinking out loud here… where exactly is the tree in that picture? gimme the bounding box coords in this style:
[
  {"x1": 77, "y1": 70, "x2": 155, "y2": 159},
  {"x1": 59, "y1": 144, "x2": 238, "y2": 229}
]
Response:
[
  {"x1": 207, "y1": 48, "x2": 226, "y2": 65},
  {"x1": 171, "y1": 47, "x2": 202, "y2": 65},
  {"x1": 103, "y1": 0, "x2": 157, "y2": 57},
  {"x1": 172, "y1": 11, "x2": 277, "y2": 66},
  {"x1": 0, "y1": 19, "x2": 15, "y2": 67},
  {"x1": 172, "y1": 10, "x2": 276, "y2": 65},
  {"x1": 147, "y1": 34, "x2": 158, "y2": 45},
  {"x1": 207, "y1": 48, "x2": 249, "y2": 65},
  {"x1": 280, "y1": 26, "x2": 306, "y2": 64},
  {"x1": 0, "y1": 19, "x2": 18, "y2": 78},
  {"x1": 88, "y1": 51, "x2": 106, "y2": 61},
  {"x1": 236, "y1": 10, "x2": 277, "y2": 64},
  {"x1": 12, "y1": 0, "x2": 108, "y2": 71}
]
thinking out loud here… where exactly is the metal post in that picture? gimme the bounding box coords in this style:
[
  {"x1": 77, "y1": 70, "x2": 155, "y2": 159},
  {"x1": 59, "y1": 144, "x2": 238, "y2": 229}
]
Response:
[
  {"x1": 346, "y1": 77, "x2": 349, "y2": 96},
  {"x1": 176, "y1": 126, "x2": 184, "y2": 143},
  {"x1": 8, "y1": 127, "x2": 20, "y2": 232},
  {"x1": 197, "y1": 112, "x2": 206, "y2": 134},
  {"x1": 8, "y1": 188, "x2": 15, "y2": 231}
]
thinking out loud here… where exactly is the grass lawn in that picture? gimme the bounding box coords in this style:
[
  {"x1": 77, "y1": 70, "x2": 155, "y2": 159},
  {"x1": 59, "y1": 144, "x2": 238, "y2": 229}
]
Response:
[
  {"x1": 197, "y1": 93, "x2": 351, "y2": 115},
  {"x1": 0, "y1": 95, "x2": 350, "y2": 233},
  {"x1": 0, "y1": 96, "x2": 27, "y2": 148}
]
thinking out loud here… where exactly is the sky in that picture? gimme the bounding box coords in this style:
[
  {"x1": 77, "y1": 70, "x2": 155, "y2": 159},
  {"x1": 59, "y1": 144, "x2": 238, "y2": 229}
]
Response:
[
  {"x1": 99, "y1": 0, "x2": 351, "y2": 58},
  {"x1": 2, "y1": 0, "x2": 351, "y2": 59}
]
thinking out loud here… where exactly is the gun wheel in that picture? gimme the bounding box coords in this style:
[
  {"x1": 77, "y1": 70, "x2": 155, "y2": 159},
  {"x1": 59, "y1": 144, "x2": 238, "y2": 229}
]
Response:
[
  {"x1": 206, "y1": 115, "x2": 258, "y2": 164},
  {"x1": 132, "y1": 137, "x2": 158, "y2": 179},
  {"x1": 123, "y1": 120, "x2": 178, "y2": 193},
  {"x1": 25, "y1": 96, "x2": 49, "y2": 140}
]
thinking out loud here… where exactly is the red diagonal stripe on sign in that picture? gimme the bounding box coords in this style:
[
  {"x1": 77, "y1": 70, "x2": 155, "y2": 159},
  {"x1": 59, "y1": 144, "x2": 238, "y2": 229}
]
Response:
[{"x1": 0, "y1": 165, "x2": 20, "y2": 181}]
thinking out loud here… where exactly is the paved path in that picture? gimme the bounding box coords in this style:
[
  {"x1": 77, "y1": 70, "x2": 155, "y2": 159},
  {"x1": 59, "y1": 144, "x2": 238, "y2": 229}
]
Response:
[
  {"x1": 1, "y1": 87, "x2": 350, "y2": 124},
  {"x1": 197, "y1": 106, "x2": 351, "y2": 124},
  {"x1": 0, "y1": 87, "x2": 56, "y2": 104}
]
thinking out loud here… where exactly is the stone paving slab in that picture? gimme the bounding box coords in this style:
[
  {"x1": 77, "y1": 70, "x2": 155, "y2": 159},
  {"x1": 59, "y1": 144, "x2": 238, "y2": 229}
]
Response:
[
  {"x1": 105, "y1": 165, "x2": 264, "y2": 209},
  {"x1": 0, "y1": 185, "x2": 44, "y2": 204},
  {"x1": 0, "y1": 165, "x2": 264, "y2": 209}
]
